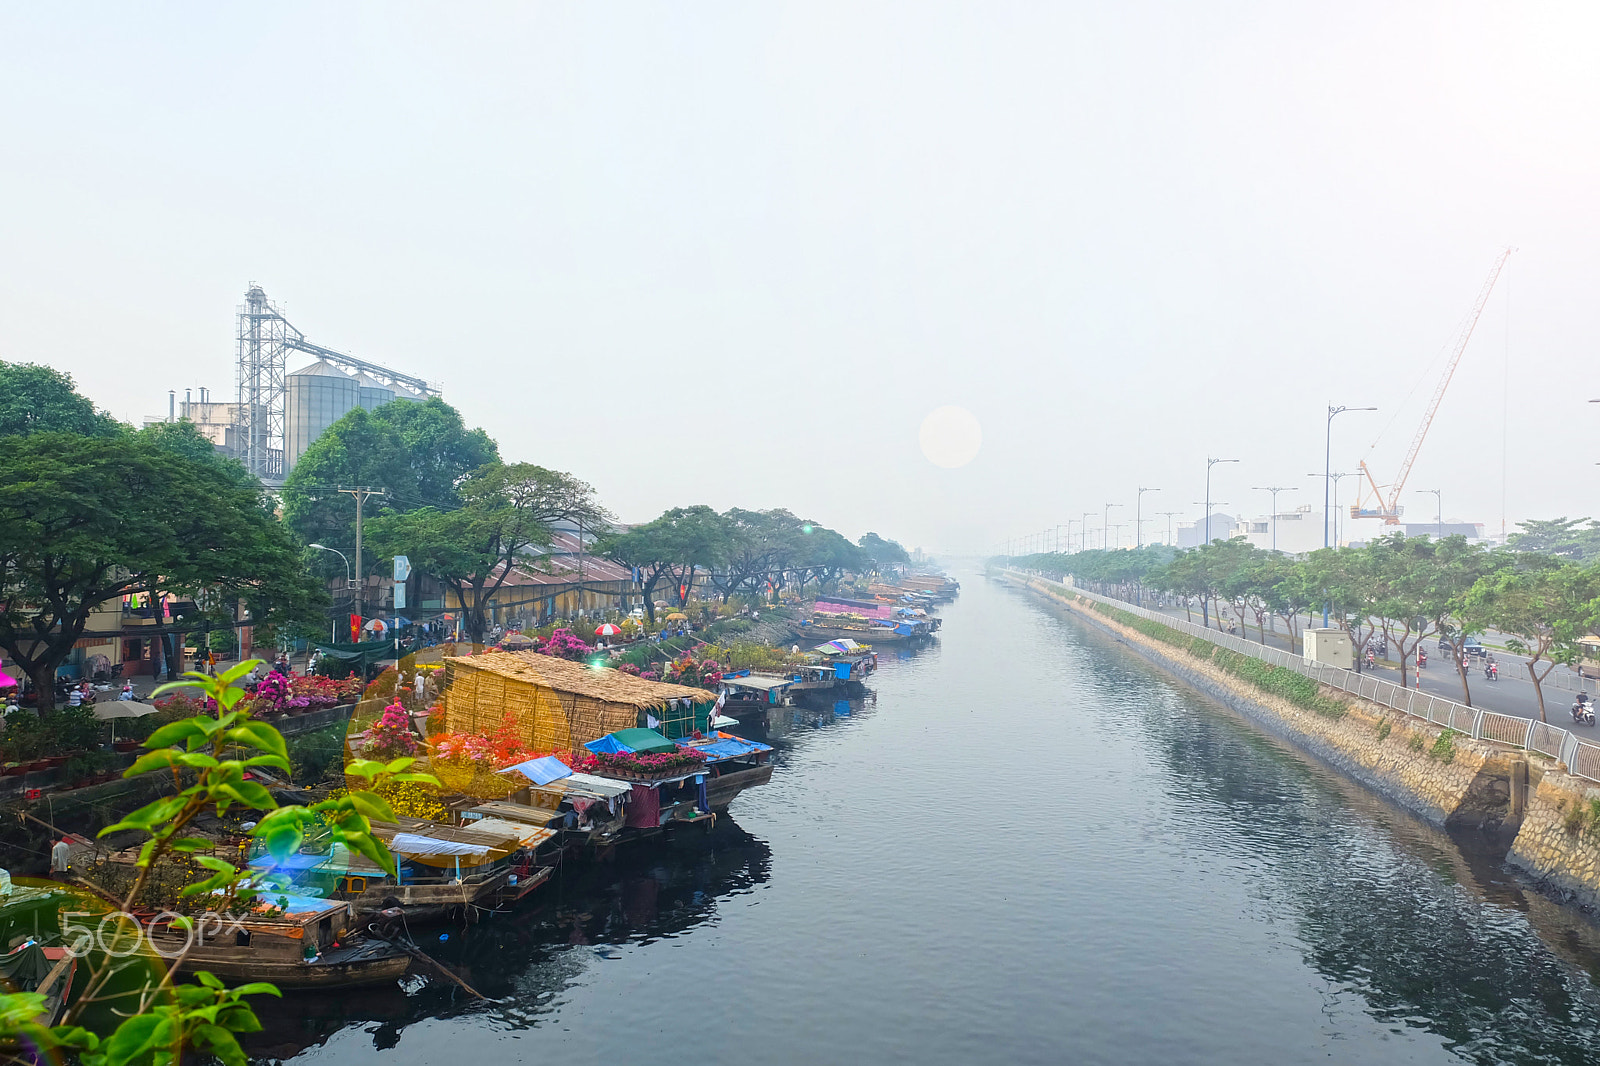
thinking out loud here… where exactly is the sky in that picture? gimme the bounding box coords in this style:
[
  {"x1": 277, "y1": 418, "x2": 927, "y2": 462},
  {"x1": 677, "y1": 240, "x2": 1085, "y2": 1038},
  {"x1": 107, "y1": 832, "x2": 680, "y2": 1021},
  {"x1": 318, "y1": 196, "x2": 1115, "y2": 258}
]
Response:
[{"x1": 2, "y1": 2, "x2": 1597, "y2": 555}]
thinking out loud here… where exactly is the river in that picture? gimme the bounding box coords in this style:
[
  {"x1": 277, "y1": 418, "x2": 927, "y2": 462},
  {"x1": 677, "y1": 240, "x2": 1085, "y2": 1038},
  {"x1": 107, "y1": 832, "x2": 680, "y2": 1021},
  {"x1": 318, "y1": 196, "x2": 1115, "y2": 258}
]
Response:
[{"x1": 252, "y1": 573, "x2": 1600, "y2": 1064}]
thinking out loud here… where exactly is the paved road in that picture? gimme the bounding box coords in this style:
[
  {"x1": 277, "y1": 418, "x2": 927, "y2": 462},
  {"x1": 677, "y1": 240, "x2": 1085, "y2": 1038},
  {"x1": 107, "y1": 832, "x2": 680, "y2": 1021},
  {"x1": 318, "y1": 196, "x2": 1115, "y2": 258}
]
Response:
[{"x1": 1120, "y1": 596, "x2": 1595, "y2": 730}]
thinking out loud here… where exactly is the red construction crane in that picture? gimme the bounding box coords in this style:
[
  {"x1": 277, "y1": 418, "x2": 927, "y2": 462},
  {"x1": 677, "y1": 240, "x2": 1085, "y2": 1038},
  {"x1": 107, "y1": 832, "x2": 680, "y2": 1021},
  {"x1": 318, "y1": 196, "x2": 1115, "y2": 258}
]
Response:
[{"x1": 1353, "y1": 247, "x2": 1513, "y2": 524}]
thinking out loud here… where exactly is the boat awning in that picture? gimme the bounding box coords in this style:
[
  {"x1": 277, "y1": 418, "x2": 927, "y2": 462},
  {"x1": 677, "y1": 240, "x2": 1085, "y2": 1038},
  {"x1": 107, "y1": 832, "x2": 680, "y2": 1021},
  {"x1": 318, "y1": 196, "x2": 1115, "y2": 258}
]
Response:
[
  {"x1": 502, "y1": 755, "x2": 572, "y2": 785},
  {"x1": 554, "y1": 772, "x2": 636, "y2": 800},
  {"x1": 463, "y1": 801, "x2": 567, "y2": 827},
  {"x1": 721, "y1": 675, "x2": 793, "y2": 692},
  {"x1": 390, "y1": 832, "x2": 494, "y2": 859},
  {"x1": 676, "y1": 732, "x2": 773, "y2": 764},
  {"x1": 586, "y1": 727, "x2": 676, "y2": 755},
  {"x1": 461, "y1": 818, "x2": 557, "y2": 849}
]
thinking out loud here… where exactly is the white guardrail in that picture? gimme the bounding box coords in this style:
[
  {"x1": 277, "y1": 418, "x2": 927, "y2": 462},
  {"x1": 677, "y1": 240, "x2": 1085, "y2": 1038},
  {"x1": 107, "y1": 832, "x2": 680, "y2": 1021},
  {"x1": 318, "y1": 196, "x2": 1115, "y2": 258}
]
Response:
[{"x1": 1003, "y1": 570, "x2": 1600, "y2": 786}]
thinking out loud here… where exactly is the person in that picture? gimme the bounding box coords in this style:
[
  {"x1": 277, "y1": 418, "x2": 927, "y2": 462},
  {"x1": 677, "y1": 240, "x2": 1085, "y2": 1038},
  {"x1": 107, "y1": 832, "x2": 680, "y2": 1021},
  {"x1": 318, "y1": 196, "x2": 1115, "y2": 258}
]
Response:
[
  {"x1": 50, "y1": 837, "x2": 71, "y2": 882},
  {"x1": 118, "y1": 682, "x2": 135, "y2": 701},
  {"x1": 66, "y1": 685, "x2": 82, "y2": 708}
]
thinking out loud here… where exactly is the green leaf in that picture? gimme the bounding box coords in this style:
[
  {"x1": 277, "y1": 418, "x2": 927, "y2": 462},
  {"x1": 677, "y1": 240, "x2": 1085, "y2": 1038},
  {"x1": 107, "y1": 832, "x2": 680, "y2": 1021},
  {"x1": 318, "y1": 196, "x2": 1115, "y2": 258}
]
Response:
[
  {"x1": 124, "y1": 750, "x2": 182, "y2": 777},
  {"x1": 144, "y1": 719, "x2": 209, "y2": 749},
  {"x1": 217, "y1": 780, "x2": 275, "y2": 809},
  {"x1": 230, "y1": 982, "x2": 282, "y2": 998},
  {"x1": 262, "y1": 825, "x2": 302, "y2": 862},
  {"x1": 224, "y1": 721, "x2": 288, "y2": 760},
  {"x1": 194, "y1": 856, "x2": 238, "y2": 875},
  {"x1": 347, "y1": 790, "x2": 395, "y2": 823},
  {"x1": 168, "y1": 836, "x2": 214, "y2": 854},
  {"x1": 194, "y1": 971, "x2": 225, "y2": 990},
  {"x1": 391, "y1": 773, "x2": 443, "y2": 787},
  {"x1": 101, "y1": 1012, "x2": 168, "y2": 1063},
  {"x1": 344, "y1": 829, "x2": 398, "y2": 878},
  {"x1": 383, "y1": 757, "x2": 418, "y2": 774},
  {"x1": 193, "y1": 1023, "x2": 249, "y2": 1066},
  {"x1": 345, "y1": 758, "x2": 385, "y2": 781},
  {"x1": 219, "y1": 659, "x2": 264, "y2": 686}
]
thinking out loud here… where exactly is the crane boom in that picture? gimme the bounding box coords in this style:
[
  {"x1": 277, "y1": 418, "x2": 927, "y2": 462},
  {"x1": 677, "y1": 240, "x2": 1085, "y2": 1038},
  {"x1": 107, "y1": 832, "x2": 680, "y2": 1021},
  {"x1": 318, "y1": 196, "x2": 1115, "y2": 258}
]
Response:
[{"x1": 1354, "y1": 247, "x2": 1513, "y2": 523}]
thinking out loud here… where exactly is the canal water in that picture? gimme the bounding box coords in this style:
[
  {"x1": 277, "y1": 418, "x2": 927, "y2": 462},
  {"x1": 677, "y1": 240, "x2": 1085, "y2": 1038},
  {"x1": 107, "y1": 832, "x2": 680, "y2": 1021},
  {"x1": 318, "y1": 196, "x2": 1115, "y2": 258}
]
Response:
[{"x1": 254, "y1": 574, "x2": 1600, "y2": 1064}]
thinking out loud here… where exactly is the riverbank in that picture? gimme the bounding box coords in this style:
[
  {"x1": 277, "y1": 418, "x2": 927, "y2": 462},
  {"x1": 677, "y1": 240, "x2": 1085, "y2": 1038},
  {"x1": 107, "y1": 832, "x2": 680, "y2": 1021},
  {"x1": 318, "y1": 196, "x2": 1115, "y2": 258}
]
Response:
[{"x1": 1001, "y1": 570, "x2": 1600, "y2": 915}]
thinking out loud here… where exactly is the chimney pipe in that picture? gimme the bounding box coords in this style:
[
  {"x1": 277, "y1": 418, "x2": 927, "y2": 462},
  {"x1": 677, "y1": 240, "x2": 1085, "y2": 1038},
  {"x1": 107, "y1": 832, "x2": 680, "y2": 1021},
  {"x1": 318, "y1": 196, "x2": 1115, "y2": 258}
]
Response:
[
  {"x1": 184, "y1": 388, "x2": 191, "y2": 419},
  {"x1": 168, "y1": 390, "x2": 176, "y2": 422},
  {"x1": 200, "y1": 386, "x2": 208, "y2": 405}
]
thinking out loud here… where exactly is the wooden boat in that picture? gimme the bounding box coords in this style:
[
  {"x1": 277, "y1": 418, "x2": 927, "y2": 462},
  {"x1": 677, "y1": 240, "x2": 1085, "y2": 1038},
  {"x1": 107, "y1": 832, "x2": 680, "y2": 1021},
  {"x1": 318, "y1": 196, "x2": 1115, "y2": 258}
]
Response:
[
  {"x1": 705, "y1": 762, "x2": 774, "y2": 813},
  {"x1": 0, "y1": 942, "x2": 76, "y2": 1028},
  {"x1": 139, "y1": 897, "x2": 411, "y2": 990},
  {"x1": 789, "y1": 622, "x2": 920, "y2": 644}
]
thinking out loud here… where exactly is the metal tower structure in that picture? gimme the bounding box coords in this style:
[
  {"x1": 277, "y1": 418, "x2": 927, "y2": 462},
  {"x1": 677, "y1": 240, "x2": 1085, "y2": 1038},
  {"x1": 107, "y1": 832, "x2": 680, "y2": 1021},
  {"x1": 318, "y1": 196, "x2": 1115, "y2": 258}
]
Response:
[{"x1": 235, "y1": 285, "x2": 440, "y2": 483}]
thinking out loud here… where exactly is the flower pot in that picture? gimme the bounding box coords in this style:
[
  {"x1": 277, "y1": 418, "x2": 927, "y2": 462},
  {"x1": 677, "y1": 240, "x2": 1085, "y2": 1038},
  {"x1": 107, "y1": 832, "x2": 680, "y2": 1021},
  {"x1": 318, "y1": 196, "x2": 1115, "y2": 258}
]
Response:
[
  {"x1": 41, "y1": 756, "x2": 67, "y2": 769},
  {"x1": 113, "y1": 740, "x2": 140, "y2": 753}
]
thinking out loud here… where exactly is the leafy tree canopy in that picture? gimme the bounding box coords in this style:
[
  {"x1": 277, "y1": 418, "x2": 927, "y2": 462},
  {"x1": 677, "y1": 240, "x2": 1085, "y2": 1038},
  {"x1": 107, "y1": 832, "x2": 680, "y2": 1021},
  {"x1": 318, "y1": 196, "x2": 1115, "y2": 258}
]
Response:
[
  {"x1": 0, "y1": 433, "x2": 325, "y2": 708},
  {"x1": 0, "y1": 360, "x2": 124, "y2": 438},
  {"x1": 281, "y1": 397, "x2": 499, "y2": 577}
]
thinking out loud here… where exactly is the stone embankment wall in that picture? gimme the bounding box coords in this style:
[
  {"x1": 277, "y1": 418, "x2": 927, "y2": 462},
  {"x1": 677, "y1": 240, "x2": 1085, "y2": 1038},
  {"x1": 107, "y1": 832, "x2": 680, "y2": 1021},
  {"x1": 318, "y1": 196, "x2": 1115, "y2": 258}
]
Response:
[{"x1": 1005, "y1": 573, "x2": 1600, "y2": 912}]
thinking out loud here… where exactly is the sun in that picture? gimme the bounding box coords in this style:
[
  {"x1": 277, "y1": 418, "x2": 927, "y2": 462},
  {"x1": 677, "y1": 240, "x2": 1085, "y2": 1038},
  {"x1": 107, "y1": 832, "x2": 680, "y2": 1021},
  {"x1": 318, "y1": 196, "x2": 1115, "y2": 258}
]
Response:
[{"x1": 918, "y1": 406, "x2": 983, "y2": 468}]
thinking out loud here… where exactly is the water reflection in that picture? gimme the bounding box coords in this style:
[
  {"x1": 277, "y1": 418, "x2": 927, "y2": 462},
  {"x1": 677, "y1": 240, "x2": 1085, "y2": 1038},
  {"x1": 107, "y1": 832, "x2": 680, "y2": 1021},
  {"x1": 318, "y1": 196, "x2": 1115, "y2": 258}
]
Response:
[
  {"x1": 1056, "y1": 603, "x2": 1600, "y2": 1064},
  {"x1": 246, "y1": 821, "x2": 771, "y2": 1059}
]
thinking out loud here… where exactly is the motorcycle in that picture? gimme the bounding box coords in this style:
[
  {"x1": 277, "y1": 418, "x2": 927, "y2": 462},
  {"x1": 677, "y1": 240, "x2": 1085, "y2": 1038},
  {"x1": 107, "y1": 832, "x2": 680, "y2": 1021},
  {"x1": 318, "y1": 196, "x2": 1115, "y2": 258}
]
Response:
[
  {"x1": 1573, "y1": 701, "x2": 1595, "y2": 727},
  {"x1": 1484, "y1": 662, "x2": 1498, "y2": 681}
]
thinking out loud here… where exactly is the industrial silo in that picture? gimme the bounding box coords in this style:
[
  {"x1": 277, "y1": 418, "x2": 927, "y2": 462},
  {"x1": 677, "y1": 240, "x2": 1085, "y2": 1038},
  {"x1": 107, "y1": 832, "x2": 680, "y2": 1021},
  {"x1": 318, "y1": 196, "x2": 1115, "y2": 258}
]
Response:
[
  {"x1": 285, "y1": 361, "x2": 359, "y2": 470},
  {"x1": 388, "y1": 381, "x2": 426, "y2": 404},
  {"x1": 354, "y1": 372, "x2": 395, "y2": 412}
]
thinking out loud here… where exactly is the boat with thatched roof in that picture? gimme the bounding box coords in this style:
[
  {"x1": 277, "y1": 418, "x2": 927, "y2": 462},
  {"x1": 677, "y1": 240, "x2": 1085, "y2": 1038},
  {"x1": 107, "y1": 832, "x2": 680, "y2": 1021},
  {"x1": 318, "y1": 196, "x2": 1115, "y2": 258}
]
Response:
[{"x1": 439, "y1": 650, "x2": 719, "y2": 748}]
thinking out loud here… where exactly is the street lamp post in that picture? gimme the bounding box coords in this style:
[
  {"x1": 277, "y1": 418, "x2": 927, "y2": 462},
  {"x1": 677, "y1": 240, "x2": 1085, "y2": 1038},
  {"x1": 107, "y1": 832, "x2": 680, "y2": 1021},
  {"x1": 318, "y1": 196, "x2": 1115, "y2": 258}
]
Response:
[
  {"x1": 1418, "y1": 489, "x2": 1443, "y2": 539},
  {"x1": 1081, "y1": 512, "x2": 1094, "y2": 553},
  {"x1": 1103, "y1": 503, "x2": 1121, "y2": 552},
  {"x1": 1158, "y1": 512, "x2": 1181, "y2": 546},
  {"x1": 1252, "y1": 486, "x2": 1297, "y2": 552},
  {"x1": 1136, "y1": 487, "x2": 1161, "y2": 549},
  {"x1": 1324, "y1": 405, "x2": 1376, "y2": 549},
  {"x1": 1205, "y1": 458, "x2": 1238, "y2": 549},
  {"x1": 309, "y1": 543, "x2": 354, "y2": 642}
]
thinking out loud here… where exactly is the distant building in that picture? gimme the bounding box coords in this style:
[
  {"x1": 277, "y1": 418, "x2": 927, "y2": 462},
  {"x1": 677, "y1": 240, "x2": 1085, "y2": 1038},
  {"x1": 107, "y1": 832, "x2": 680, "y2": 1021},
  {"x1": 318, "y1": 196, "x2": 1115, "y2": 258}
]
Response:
[
  {"x1": 1177, "y1": 513, "x2": 1238, "y2": 549},
  {"x1": 1402, "y1": 522, "x2": 1487, "y2": 543}
]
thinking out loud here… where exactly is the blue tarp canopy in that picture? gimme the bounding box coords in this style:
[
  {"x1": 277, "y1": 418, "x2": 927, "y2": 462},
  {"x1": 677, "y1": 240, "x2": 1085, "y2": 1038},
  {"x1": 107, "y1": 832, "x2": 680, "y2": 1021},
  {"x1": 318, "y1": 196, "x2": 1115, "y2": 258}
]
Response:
[
  {"x1": 504, "y1": 755, "x2": 572, "y2": 786},
  {"x1": 677, "y1": 734, "x2": 773, "y2": 764}
]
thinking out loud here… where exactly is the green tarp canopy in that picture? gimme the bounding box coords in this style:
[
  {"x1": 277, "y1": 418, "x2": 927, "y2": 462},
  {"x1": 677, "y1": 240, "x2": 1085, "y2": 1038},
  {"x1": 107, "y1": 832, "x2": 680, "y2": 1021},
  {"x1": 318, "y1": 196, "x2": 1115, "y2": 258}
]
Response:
[
  {"x1": 313, "y1": 640, "x2": 394, "y2": 673},
  {"x1": 607, "y1": 728, "x2": 678, "y2": 754}
]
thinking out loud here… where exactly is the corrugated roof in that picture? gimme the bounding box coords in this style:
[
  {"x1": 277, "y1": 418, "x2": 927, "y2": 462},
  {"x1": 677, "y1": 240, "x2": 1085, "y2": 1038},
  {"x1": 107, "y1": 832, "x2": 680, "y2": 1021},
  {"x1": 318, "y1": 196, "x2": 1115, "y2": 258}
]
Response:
[
  {"x1": 445, "y1": 650, "x2": 716, "y2": 707},
  {"x1": 288, "y1": 359, "x2": 357, "y2": 380}
]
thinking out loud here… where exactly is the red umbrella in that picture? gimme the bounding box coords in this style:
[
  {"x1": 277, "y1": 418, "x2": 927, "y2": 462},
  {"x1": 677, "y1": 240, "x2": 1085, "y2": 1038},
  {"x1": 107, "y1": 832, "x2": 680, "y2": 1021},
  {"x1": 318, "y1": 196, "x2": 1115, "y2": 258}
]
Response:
[{"x1": 594, "y1": 623, "x2": 622, "y2": 637}]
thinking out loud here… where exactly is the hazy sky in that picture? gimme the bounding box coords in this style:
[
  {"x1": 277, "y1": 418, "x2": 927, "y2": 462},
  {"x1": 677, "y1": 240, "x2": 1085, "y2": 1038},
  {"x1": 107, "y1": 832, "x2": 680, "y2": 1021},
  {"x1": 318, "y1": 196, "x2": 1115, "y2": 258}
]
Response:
[{"x1": 3, "y1": 3, "x2": 1597, "y2": 554}]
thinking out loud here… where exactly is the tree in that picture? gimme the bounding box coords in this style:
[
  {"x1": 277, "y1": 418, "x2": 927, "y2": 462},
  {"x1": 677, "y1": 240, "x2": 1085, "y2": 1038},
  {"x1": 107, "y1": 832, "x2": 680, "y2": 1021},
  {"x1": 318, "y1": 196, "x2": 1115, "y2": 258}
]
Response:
[
  {"x1": 1416, "y1": 536, "x2": 1504, "y2": 706},
  {"x1": 714, "y1": 509, "x2": 806, "y2": 602},
  {"x1": 0, "y1": 361, "x2": 124, "y2": 438},
  {"x1": 596, "y1": 506, "x2": 729, "y2": 623},
  {"x1": 1461, "y1": 557, "x2": 1600, "y2": 722},
  {"x1": 281, "y1": 398, "x2": 499, "y2": 583},
  {"x1": 1305, "y1": 547, "x2": 1383, "y2": 672},
  {"x1": 790, "y1": 524, "x2": 866, "y2": 593},
  {"x1": 1507, "y1": 516, "x2": 1600, "y2": 563},
  {"x1": 857, "y1": 532, "x2": 910, "y2": 572},
  {"x1": 366, "y1": 463, "x2": 606, "y2": 642},
  {"x1": 0, "y1": 434, "x2": 325, "y2": 709}
]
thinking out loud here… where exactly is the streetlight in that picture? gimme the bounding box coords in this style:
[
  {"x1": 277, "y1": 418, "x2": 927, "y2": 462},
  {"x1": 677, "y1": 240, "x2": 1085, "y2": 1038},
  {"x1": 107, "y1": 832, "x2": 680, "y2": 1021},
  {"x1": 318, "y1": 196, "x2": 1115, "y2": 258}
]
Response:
[
  {"x1": 1081, "y1": 512, "x2": 1094, "y2": 553},
  {"x1": 1205, "y1": 459, "x2": 1238, "y2": 548},
  {"x1": 1136, "y1": 487, "x2": 1161, "y2": 549},
  {"x1": 1324, "y1": 405, "x2": 1376, "y2": 548},
  {"x1": 1157, "y1": 511, "x2": 1182, "y2": 546},
  {"x1": 1066, "y1": 519, "x2": 1079, "y2": 554},
  {"x1": 1306, "y1": 472, "x2": 1359, "y2": 547},
  {"x1": 1103, "y1": 503, "x2": 1121, "y2": 552},
  {"x1": 1418, "y1": 489, "x2": 1443, "y2": 539},
  {"x1": 1252, "y1": 486, "x2": 1297, "y2": 552},
  {"x1": 309, "y1": 543, "x2": 354, "y2": 643}
]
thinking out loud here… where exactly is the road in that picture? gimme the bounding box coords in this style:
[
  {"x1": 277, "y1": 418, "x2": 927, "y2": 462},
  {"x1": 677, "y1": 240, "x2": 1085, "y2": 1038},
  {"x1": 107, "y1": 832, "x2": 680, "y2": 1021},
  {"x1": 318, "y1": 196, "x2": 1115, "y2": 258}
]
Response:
[{"x1": 1118, "y1": 594, "x2": 1590, "y2": 728}]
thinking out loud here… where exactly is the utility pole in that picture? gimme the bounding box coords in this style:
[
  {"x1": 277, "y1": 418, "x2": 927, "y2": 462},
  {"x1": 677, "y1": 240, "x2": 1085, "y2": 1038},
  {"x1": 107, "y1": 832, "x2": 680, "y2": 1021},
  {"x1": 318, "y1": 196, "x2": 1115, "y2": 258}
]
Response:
[
  {"x1": 1135, "y1": 488, "x2": 1160, "y2": 549},
  {"x1": 1252, "y1": 486, "x2": 1296, "y2": 552},
  {"x1": 337, "y1": 486, "x2": 387, "y2": 633},
  {"x1": 1157, "y1": 511, "x2": 1181, "y2": 547},
  {"x1": 1081, "y1": 512, "x2": 1093, "y2": 553}
]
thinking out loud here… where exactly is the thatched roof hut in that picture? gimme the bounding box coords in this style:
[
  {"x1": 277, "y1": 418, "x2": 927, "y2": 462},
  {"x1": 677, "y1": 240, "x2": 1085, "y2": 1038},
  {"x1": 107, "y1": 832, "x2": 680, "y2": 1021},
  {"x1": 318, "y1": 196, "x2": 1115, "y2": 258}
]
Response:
[{"x1": 440, "y1": 650, "x2": 717, "y2": 751}]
